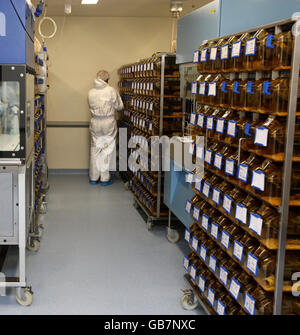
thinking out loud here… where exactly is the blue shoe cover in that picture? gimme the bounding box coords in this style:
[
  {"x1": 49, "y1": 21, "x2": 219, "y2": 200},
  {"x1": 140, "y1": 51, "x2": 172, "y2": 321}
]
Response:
[
  {"x1": 90, "y1": 180, "x2": 98, "y2": 185},
  {"x1": 101, "y1": 179, "x2": 113, "y2": 187}
]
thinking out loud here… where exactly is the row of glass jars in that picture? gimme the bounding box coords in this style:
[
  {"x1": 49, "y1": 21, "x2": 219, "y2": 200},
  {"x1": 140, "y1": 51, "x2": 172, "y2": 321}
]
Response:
[
  {"x1": 132, "y1": 79, "x2": 180, "y2": 97},
  {"x1": 130, "y1": 96, "x2": 182, "y2": 116},
  {"x1": 196, "y1": 30, "x2": 293, "y2": 73},
  {"x1": 133, "y1": 170, "x2": 158, "y2": 195},
  {"x1": 130, "y1": 178, "x2": 158, "y2": 213},
  {"x1": 187, "y1": 251, "x2": 245, "y2": 315},
  {"x1": 187, "y1": 223, "x2": 275, "y2": 315},
  {"x1": 194, "y1": 75, "x2": 299, "y2": 115},
  {"x1": 189, "y1": 168, "x2": 280, "y2": 240},
  {"x1": 195, "y1": 140, "x2": 289, "y2": 200},
  {"x1": 118, "y1": 54, "x2": 179, "y2": 79},
  {"x1": 190, "y1": 105, "x2": 287, "y2": 156}
]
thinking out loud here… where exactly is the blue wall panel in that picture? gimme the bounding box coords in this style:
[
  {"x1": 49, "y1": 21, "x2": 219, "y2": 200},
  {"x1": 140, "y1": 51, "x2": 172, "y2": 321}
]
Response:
[
  {"x1": 176, "y1": 0, "x2": 220, "y2": 64},
  {"x1": 219, "y1": 0, "x2": 300, "y2": 36}
]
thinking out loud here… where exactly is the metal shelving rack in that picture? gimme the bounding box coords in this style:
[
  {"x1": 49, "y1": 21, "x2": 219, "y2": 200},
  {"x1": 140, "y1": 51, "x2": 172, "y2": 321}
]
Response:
[
  {"x1": 181, "y1": 18, "x2": 300, "y2": 315},
  {"x1": 118, "y1": 53, "x2": 181, "y2": 230}
]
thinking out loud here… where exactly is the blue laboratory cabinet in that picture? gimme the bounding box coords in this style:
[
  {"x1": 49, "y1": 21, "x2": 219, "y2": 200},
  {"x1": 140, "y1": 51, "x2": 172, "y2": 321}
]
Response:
[
  {"x1": 0, "y1": 0, "x2": 35, "y2": 68},
  {"x1": 164, "y1": 160, "x2": 194, "y2": 229}
]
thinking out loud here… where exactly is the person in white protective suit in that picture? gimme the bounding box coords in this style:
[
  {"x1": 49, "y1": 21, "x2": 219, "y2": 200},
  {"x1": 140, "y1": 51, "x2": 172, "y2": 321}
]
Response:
[{"x1": 88, "y1": 70, "x2": 124, "y2": 186}]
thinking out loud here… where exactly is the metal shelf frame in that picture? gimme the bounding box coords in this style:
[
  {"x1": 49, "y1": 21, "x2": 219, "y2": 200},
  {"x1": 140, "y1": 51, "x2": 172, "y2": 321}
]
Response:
[{"x1": 183, "y1": 17, "x2": 300, "y2": 315}]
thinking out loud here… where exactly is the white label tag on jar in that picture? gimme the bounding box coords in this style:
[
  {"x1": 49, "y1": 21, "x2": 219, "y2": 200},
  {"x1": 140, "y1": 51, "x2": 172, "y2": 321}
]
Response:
[
  {"x1": 205, "y1": 149, "x2": 212, "y2": 165},
  {"x1": 229, "y1": 278, "x2": 241, "y2": 300},
  {"x1": 227, "y1": 120, "x2": 237, "y2": 137},
  {"x1": 217, "y1": 300, "x2": 226, "y2": 316},
  {"x1": 219, "y1": 265, "x2": 229, "y2": 286},
  {"x1": 214, "y1": 153, "x2": 223, "y2": 170},
  {"x1": 223, "y1": 194, "x2": 233, "y2": 214},
  {"x1": 190, "y1": 112, "x2": 196, "y2": 125},
  {"x1": 216, "y1": 118, "x2": 225, "y2": 133},
  {"x1": 183, "y1": 256, "x2": 189, "y2": 270},
  {"x1": 208, "y1": 255, "x2": 217, "y2": 273},
  {"x1": 212, "y1": 188, "x2": 221, "y2": 205},
  {"x1": 244, "y1": 292, "x2": 256, "y2": 315},
  {"x1": 238, "y1": 164, "x2": 249, "y2": 183},
  {"x1": 210, "y1": 222, "x2": 219, "y2": 240},
  {"x1": 200, "y1": 244, "x2": 207, "y2": 261},
  {"x1": 190, "y1": 264, "x2": 197, "y2": 280},
  {"x1": 193, "y1": 50, "x2": 200, "y2": 63},
  {"x1": 207, "y1": 288, "x2": 215, "y2": 306},
  {"x1": 200, "y1": 48, "x2": 208, "y2": 62},
  {"x1": 206, "y1": 116, "x2": 214, "y2": 130},
  {"x1": 198, "y1": 276, "x2": 205, "y2": 293},
  {"x1": 246, "y1": 252, "x2": 258, "y2": 276},
  {"x1": 195, "y1": 176, "x2": 202, "y2": 191},
  {"x1": 233, "y1": 241, "x2": 244, "y2": 262},
  {"x1": 199, "y1": 82, "x2": 206, "y2": 95},
  {"x1": 202, "y1": 182, "x2": 211, "y2": 198},
  {"x1": 254, "y1": 127, "x2": 269, "y2": 147},
  {"x1": 251, "y1": 170, "x2": 265, "y2": 191},
  {"x1": 231, "y1": 41, "x2": 242, "y2": 58},
  {"x1": 197, "y1": 114, "x2": 205, "y2": 127},
  {"x1": 221, "y1": 231, "x2": 230, "y2": 250},
  {"x1": 208, "y1": 82, "x2": 217, "y2": 96},
  {"x1": 193, "y1": 206, "x2": 200, "y2": 221},
  {"x1": 225, "y1": 159, "x2": 235, "y2": 176},
  {"x1": 210, "y1": 46, "x2": 218, "y2": 61},
  {"x1": 191, "y1": 81, "x2": 198, "y2": 95},
  {"x1": 201, "y1": 214, "x2": 209, "y2": 231},
  {"x1": 249, "y1": 212, "x2": 263, "y2": 236},
  {"x1": 221, "y1": 44, "x2": 229, "y2": 60},
  {"x1": 235, "y1": 203, "x2": 247, "y2": 224},
  {"x1": 196, "y1": 146, "x2": 204, "y2": 160},
  {"x1": 185, "y1": 200, "x2": 192, "y2": 214},
  {"x1": 245, "y1": 37, "x2": 257, "y2": 56},
  {"x1": 149, "y1": 123, "x2": 153, "y2": 132},
  {"x1": 184, "y1": 229, "x2": 191, "y2": 242}
]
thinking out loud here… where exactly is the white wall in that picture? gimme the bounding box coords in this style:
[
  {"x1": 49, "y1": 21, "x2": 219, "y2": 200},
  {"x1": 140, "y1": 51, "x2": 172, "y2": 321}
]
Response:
[{"x1": 40, "y1": 16, "x2": 173, "y2": 169}]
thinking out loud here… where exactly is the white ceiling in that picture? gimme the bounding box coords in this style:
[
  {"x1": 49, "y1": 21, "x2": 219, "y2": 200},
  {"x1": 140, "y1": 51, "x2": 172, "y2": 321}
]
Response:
[{"x1": 32, "y1": 0, "x2": 212, "y2": 17}]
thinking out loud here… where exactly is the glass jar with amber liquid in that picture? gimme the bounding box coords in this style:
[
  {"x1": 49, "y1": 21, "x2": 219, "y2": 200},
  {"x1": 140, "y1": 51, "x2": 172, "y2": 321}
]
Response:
[
  {"x1": 243, "y1": 30, "x2": 268, "y2": 71},
  {"x1": 273, "y1": 31, "x2": 293, "y2": 70},
  {"x1": 232, "y1": 33, "x2": 252, "y2": 71},
  {"x1": 222, "y1": 35, "x2": 239, "y2": 73}
]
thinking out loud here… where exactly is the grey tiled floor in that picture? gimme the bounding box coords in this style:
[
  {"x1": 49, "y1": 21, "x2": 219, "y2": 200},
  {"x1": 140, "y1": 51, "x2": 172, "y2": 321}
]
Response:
[{"x1": 0, "y1": 175, "x2": 203, "y2": 315}]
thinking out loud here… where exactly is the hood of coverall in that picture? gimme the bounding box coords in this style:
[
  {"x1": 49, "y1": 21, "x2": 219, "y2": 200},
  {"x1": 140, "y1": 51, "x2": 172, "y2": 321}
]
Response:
[{"x1": 94, "y1": 78, "x2": 108, "y2": 90}]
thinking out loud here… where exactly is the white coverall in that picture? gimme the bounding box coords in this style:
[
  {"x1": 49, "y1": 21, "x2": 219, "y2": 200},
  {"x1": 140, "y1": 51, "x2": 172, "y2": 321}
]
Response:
[{"x1": 88, "y1": 78, "x2": 124, "y2": 182}]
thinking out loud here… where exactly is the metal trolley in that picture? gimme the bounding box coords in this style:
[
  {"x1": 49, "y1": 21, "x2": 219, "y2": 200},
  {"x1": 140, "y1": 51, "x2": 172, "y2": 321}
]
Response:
[
  {"x1": 119, "y1": 53, "x2": 182, "y2": 236},
  {"x1": 181, "y1": 17, "x2": 300, "y2": 315}
]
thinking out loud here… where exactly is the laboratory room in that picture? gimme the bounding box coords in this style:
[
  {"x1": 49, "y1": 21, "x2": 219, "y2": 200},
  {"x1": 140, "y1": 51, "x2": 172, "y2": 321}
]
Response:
[{"x1": 0, "y1": 0, "x2": 300, "y2": 320}]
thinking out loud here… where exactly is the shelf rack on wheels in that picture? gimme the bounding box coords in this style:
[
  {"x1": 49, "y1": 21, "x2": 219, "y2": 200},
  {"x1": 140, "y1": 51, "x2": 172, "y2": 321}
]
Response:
[
  {"x1": 118, "y1": 53, "x2": 182, "y2": 232},
  {"x1": 180, "y1": 18, "x2": 300, "y2": 315},
  {"x1": 27, "y1": 50, "x2": 50, "y2": 251}
]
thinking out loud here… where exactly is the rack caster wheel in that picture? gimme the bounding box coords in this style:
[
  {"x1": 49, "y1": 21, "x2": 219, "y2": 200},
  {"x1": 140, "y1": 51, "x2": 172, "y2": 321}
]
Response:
[
  {"x1": 180, "y1": 291, "x2": 199, "y2": 311},
  {"x1": 166, "y1": 228, "x2": 180, "y2": 244},
  {"x1": 147, "y1": 219, "x2": 153, "y2": 231},
  {"x1": 27, "y1": 239, "x2": 40, "y2": 252},
  {"x1": 133, "y1": 201, "x2": 139, "y2": 209},
  {"x1": 16, "y1": 287, "x2": 33, "y2": 307},
  {"x1": 37, "y1": 225, "x2": 44, "y2": 238}
]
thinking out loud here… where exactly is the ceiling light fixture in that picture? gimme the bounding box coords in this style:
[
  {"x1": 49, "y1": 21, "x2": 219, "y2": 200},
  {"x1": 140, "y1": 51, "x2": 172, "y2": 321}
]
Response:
[
  {"x1": 170, "y1": 0, "x2": 183, "y2": 18},
  {"x1": 81, "y1": 0, "x2": 99, "y2": 4}
]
